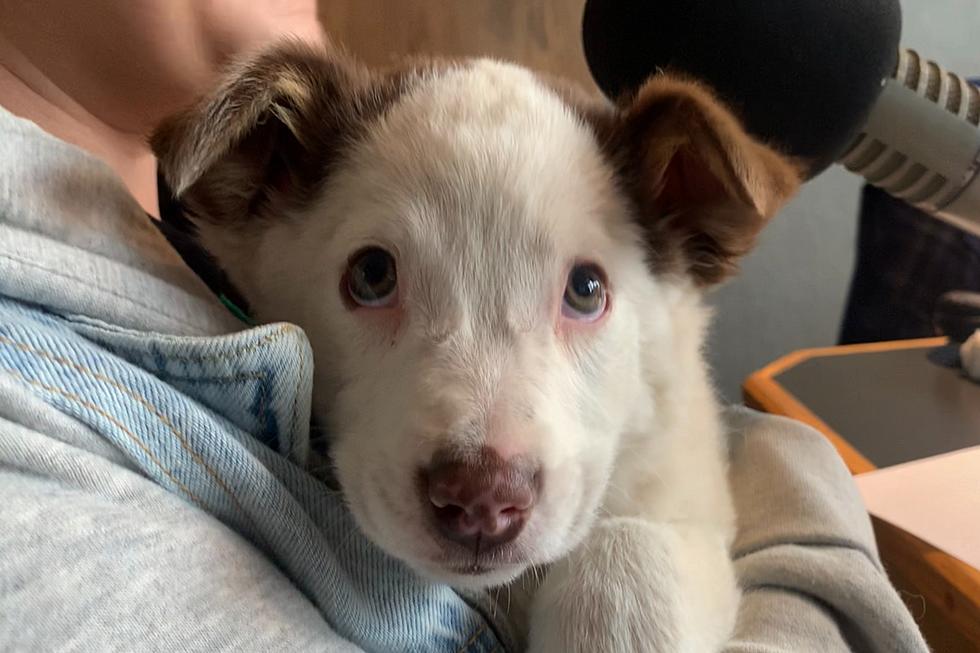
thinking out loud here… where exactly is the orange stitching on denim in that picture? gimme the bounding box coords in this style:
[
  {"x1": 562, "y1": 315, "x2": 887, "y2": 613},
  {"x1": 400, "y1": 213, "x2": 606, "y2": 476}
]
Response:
[
  {"x1": 1, "y1": 366, "x2": 201, "y2": 506},
  {"x1": 0, "y1": 334, "x2": 250, "y2": 519},
  {"x1": 160, "y1": 326, "x2": 292, "y2": 363},
  {"x1": 456, "y1": 622, "x2": 487, "y2": 653},
  {"x1": 74, "y1": 324, "x2": 295, "y2": 364},
  {"x1": 71, "y1": 323, "x2": 306, "y2": 456}
]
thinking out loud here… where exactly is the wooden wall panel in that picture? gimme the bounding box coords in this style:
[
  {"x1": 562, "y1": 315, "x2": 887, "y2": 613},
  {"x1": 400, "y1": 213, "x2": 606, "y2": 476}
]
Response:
[{"x1": 317, "y1": 1, "x2": 596, "y2": 90}]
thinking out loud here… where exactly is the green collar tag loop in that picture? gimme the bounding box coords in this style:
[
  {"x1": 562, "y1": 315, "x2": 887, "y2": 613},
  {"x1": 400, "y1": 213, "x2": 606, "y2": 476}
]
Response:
[{"x1": 219, "y1": 293, "x2": 257, "y2": 327}]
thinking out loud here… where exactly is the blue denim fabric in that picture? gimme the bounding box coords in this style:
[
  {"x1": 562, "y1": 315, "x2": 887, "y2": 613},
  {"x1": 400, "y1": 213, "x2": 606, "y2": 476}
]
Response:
[{"x1": 0, "y1": 296, "x2": 506, "y2": 653}]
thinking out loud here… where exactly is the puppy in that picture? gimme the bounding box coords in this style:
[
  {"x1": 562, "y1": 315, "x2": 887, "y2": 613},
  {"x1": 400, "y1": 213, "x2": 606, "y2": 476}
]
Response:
[{"x1": 152, "y1": 42, "x2": 800, "y2": 652}]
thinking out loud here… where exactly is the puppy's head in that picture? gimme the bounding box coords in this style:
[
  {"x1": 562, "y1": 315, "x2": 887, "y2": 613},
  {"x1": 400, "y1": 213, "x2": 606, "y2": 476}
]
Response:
[{"x1": 153, "y1": 42, "x2": 799, "y2": 588}]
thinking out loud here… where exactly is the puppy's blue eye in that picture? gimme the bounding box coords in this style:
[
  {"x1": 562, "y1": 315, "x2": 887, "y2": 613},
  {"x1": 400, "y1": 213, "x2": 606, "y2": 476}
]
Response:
[
  {"x1": 562, "y1": 264, "x2": 607, "y2": 320},
  {"x1": 347, "y1": 247, "x2": 397, "y2": 307}
]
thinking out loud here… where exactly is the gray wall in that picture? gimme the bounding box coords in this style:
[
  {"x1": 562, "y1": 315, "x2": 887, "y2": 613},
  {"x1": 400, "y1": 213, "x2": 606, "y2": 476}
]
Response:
[{"x1": 707, "y1": 0, "x2": 980, "y2": 401}]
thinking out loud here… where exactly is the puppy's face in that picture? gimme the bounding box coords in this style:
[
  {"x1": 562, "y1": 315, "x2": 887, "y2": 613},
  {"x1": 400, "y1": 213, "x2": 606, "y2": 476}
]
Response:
[{"x1": 153, "y1": 44, "x2": 799, "y2": 588}]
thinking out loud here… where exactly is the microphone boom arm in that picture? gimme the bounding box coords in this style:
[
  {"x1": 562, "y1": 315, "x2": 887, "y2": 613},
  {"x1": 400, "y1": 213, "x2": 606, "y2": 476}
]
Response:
[{"x1": 841, "y1": 49, "x2": 980, "y2": 236}]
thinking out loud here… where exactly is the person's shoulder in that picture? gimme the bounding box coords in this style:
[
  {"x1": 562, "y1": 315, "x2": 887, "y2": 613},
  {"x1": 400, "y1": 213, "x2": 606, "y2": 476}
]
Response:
[
  {"x1": 724, "y1": 405, "x2": 879, "y2": 564},
  {"x1": 0, "y1": 107, "x2": 240, "y2": 336},
  {"x1": 724, "y1": 405, "x2": 842, "y2": 464}
]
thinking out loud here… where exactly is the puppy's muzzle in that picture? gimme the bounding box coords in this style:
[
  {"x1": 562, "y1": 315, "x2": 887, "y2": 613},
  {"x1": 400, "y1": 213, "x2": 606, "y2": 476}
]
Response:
[{"x1": 421, "y1": 447, "x2": 540, "y2": 551}]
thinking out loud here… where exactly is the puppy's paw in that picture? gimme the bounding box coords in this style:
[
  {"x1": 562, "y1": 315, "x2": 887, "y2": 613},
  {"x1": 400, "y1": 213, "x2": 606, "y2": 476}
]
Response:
[{"x1": 527, "y1": 517, "x2": 737, "y2": 653}]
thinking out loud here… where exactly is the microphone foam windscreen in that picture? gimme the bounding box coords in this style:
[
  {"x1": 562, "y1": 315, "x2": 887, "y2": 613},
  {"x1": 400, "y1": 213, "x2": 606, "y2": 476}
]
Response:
[{"x1": 582, "y1": 0, "x2": 903, "y2": 176}]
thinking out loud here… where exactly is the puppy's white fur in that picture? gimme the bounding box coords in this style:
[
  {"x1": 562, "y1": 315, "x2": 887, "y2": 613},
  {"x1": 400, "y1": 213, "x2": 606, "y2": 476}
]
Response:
[{"x1": 164, "y1": 54, "x2": 788, "y2": 651}]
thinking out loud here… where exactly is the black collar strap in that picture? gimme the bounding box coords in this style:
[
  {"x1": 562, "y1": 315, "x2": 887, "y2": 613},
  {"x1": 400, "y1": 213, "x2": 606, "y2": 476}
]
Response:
[{"x1": 152, "y1": 175, "x2": 255, "y2": 326}]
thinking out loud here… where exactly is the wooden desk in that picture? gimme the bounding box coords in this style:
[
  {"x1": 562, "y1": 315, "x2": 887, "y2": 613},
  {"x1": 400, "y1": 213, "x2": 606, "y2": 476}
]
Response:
[{"x1": 744, "y1": 338, "x2": 980, "y2": 652}]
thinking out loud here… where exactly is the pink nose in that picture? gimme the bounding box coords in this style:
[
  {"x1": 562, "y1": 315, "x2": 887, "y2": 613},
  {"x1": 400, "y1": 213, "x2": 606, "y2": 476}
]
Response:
[{"x1": 422, "y1": 448, "x2": 539, "y2": 550}]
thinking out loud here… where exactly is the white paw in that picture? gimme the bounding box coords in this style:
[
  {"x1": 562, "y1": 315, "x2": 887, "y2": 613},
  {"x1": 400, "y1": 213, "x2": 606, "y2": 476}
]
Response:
[{"x1": 527, "y1": 517, "x2": 737, "y2": 653}]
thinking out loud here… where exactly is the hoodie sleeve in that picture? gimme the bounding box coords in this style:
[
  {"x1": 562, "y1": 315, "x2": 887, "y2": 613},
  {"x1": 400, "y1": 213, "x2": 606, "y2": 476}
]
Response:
[{"x1": 722, "y1": 408, "x2": 930, "y2": 653}]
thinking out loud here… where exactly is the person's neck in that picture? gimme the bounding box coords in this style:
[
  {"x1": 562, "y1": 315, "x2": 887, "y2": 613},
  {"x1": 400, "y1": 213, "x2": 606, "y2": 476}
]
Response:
[{"x1": 0, "y1": 40, "x2": 159, "y2": 217}]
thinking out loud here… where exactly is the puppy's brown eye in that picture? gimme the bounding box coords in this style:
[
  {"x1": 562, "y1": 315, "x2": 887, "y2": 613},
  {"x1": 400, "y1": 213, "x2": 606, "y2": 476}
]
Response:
[
  {"x1": 346, "y1": 247, "x2": 397, "y2": 307},
  {"x1": 562, "y1": 264, "x2": 607, "y2": 321}
]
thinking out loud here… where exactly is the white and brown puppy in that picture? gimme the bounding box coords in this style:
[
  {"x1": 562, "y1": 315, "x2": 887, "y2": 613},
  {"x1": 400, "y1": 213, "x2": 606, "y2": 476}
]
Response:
[{"x1": 153, "y1": 42, "x2": 799, "y2": 652}]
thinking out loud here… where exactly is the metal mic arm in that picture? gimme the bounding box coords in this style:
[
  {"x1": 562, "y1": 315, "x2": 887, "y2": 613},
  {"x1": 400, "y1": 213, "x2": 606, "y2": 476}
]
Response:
[{"x1": 840, "y1": 49, "x2": 980, "y2": 237}]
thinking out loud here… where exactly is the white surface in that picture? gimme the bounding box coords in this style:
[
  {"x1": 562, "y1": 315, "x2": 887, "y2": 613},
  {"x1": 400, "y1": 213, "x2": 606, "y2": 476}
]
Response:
[
  {"x1": 961, "y1": 329, "x2": 980, "y2": 380},
  {"x1": 706, "y1": 0, "x2": 980, "y2": 401},
  {"x1": 856, "y1": 446, "x2": 980, "y2": 571}
]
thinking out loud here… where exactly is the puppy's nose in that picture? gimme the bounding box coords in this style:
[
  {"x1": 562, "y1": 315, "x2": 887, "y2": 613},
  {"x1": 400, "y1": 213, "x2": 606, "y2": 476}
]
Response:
[{"x1": 422, "y1": 447, "x2": 539, "y2": 549}]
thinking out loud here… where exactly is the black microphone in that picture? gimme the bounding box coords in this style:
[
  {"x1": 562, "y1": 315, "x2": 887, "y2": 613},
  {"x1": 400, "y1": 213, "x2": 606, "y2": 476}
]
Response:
[{"x1": 582, "y1": 0, "x2": 980, "y2": 236}]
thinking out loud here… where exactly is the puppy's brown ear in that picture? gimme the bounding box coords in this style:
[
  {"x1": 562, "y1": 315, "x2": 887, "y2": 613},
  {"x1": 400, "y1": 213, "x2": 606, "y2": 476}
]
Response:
[
  {"x1": 613, "y1": 76, "x2": 801, "y2": 286},
  {"x1": 151, "y1": 41, "x2": 383, "y2": 224}
]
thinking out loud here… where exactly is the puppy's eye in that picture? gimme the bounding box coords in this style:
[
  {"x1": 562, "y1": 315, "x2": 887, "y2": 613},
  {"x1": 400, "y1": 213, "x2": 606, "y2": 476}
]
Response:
[
  {"x1": 562, "y1": 264, "x2": 607, "y2": 320},
  {"x1": 346, "y1": 247, "x2": 397, "y2": 307}
]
